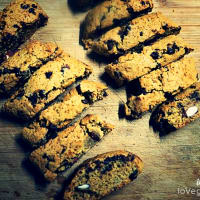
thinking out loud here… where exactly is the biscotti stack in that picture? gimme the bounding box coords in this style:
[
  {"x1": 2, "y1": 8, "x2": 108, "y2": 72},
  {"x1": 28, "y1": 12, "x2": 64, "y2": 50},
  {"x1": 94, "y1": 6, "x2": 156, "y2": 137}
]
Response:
[
  {"x1": 0, "y1": 2, "x2": 144, "y2": 197},
  {"x1": 81, "y1": 0, "x2": 200, "y2": 135}
]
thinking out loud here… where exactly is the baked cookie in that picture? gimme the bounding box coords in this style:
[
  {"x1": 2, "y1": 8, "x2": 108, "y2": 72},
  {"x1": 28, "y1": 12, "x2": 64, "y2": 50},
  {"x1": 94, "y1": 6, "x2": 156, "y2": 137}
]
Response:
[
  {"x1": 29, "y1": 114, "x2": 114, "y2": 182},
  {"x1": 0, "y1": 0, "x2": 48, "y2": 64},
  {"x1": 0, "y1": 40, "x2": 63, "y2": 97},
  {"x1": 2, "y1": 54, "x2": 93, "y2": 121},
  {"x1": 83, "y1": 12, "x2": 181, "y2": 56},
  {"x1": 150, "y1": 82, "x2": 200, "y2": 135},
  {"x1": 64, "y1": 150, "x2": 143, "y2": 200},
  {"x1": 124, "y1": 57, "x2": 198, "y2": 119},
  {"x1": 22, "y1": 80, "x2": 108, "y2": 147},
  {"x1": 82, "y1": 0, "x2": 153, "y2": 39},
  {"x1": 105, "y1": 35, "x2": 193, "y2": 86}
]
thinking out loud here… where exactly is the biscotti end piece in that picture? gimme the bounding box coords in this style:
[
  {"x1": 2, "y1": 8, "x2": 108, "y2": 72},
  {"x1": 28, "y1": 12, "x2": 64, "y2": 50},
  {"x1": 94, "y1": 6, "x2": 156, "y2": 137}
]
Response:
[
  {"x1": 105, "y1": 35, "x2": 194, "y2": 86},
  {"x1": 124, "y1": 57, "x2": 198, "y2": 119},
  {"x1": 0, "y1": 0, "x2": 48, "y2": 64},
  {"x1": 83, "y1": 12, "x2": 181, "y2": 57},
  {"x1": 64, "y1": 150, "x2": 143, "y2": 200},
  {"x1": 0, "y1": 40, "x2": 63, "y2": 96},
  {"x1": 29, "y1": 114, "x2": 114, "y2": 182},
  {"x1": 2, "y1": 53, "x2": 93, "y2": 121},
  {"x1": 150, "y1": 82, "x2": 200, "y2": 135},
  {"x1": 22, "y1": 80, "x2": 109, "y2": 148},
  {"x1": 82, "y1": 0, "x2": 153, "y2": 39}
]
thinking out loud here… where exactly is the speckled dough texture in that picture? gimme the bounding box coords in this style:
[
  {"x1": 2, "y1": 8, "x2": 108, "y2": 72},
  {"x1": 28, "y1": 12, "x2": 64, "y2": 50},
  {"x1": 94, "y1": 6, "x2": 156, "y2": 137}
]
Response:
[
  {"x1": 124, "y1": 57, "x2": 198, "y2": 119},
  {"x1": 83, "y1": 12, "x2": 181, "y2": 56},
  {"x1": 2, "y1": 53, "x2": 93, "y2": 121},
  {"x1": 105, "y1": 35, "x2": 193, "y2": 86},
  {"x1": 82, "y1": 0, "x2": 153, "y2": 39},
  {"x1": 0, "y1": 0, "x2": 48, "y2": 64},
  {"x1": 150, "y1": 82, "x2": 200, "y2": 135},
  {"x1": 22, "y1": 80, "x2": 109, "y2": 147},
  {"x1": 29, "y1": 114, "x2": 114, "y2": 182},
  {"x1": 64, "y1": 150, "x2": 143, "y2": 200},
  {"x1": 0, "y1": 40, "x2": 63, "y2": 96}
]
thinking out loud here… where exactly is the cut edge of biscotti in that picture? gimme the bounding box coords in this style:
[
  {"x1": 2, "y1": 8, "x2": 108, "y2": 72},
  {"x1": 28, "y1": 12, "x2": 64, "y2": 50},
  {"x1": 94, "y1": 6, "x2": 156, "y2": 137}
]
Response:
[
  {"x1": 83, "y1": 12, "x2": 181, "y2": 57},
  {"x1": 123, "y1": 57, "x2": 198, "y2": 120},
  {"x1": 1, "y1": 53, "x2": 93, "y2": 121},
  {"x1": 0, "y1": 40, "x2": 64, "y2": 97},
  {"x1": 29, "y1": 114, "x2": 115, "y2": 182},
  {"x1": 82, "y1": 0, "x2": 154, "y2": 40},
  {"x1": 149, "y1": 81, "x2": 200, "y2": 135},
  {"x1": 22, "y1": 80, "x2": 109, "y2": 148},
  {"x1": 105, "y1": 35, "x2": 194, "y2": 87},
  {"x1": 63, "y1": 150, "x2": 143, "y2": 200}
]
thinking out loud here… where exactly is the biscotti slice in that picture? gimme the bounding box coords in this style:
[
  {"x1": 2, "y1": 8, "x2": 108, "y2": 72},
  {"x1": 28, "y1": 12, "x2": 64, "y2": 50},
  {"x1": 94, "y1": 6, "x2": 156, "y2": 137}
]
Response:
[
  {"x1": 0, "y1": 41, "x2": 63, "y2": 96},
  {"x1": 82, "y1": 0, "x2": 153, "y2": 39},
  {"x1": 29, "y1": 114, "x2": 114, "y2": 182},
  {"x1": 0, "y1": 0, "x2": 48, "y2": 64},
  {"x1": 64, "y1": 150, "x2": 143, "y2": 200},
  {"x1": 150, "y1": 82, "x2": 200, "y2": 135},
  {"x1": 22, "y1": 80, "x2": 108, "y2": 147},
  {"x1": 124, "y1": 57, "x2": 198, "y2": 119},
  {"x1": 83, "y1": 12, "x2": 181, "y2": 57},
  {"x1": 2, "y1": 54, "x2": 93, "y2": 121},
  {"x1": 105, "y1": 35, "x2": 193, "y2": 86}
]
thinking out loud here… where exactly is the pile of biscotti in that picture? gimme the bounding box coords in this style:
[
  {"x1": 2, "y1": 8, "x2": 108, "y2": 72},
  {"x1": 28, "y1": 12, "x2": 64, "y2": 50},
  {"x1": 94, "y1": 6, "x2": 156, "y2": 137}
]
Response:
[
  {"x1": 0, "y1": 0, "x2": 144, "y2": 199},
  {"x1": 82, "y1": 0, "x2": 200, "y2": 136}
]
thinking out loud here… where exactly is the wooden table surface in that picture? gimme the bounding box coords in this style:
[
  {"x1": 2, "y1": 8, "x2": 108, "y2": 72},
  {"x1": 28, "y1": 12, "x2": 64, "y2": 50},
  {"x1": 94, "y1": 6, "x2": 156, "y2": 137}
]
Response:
[{"x1": 1, "y1": 0, "x2": 200, "y2": 199}]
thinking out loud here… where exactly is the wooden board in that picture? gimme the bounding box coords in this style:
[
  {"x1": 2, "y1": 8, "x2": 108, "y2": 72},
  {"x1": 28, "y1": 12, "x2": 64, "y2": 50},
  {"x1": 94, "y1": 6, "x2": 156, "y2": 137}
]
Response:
[{"x1": 0, "y1": 0, "x2": 200, "y2": 199}]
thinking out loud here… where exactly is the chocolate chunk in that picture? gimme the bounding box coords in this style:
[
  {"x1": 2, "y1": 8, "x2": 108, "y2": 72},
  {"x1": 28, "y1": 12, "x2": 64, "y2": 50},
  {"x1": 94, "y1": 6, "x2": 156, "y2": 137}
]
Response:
[
  {"x1": 45, "y1": 72, "x2": 52, "y2": 79},
  {"x1": 81, "y1": 99, "x2": 89, "y2": 104},
  {"x1": 118, "y1": 24, "x2": 131, "y2": 41},
  {"x1": 101, "y1": 164, "x2": 112, "y2": 174},
  {"x1": 88, "y1": 132, "x2": 100, "y2": 141},
  {"x1": 141, "y1": 1, "x2": 146, "y2": 5},
  {"x1": 0, "y1": 21, "x2": 6, "y2": 30},
  {"x1": 150, "y1": 51, "x2": 159, "y2": 60},
  {"x1": 29, "y1": 8, "x2": 36, "y2": 15},
  {"x1": 140, "y1": 31, "x2": 143, "y2": 36},
  {"x1": 28, "y1": 92, "x2": 38, "y2": 106},
  {"x1": 20, "y1": 4, "x2": 30, "y2": 9},
  {"x1": 32, "y1": 4, "x2": 37, "y2": 8},
  {"x1": 190, "y1": 91, "x2": 200, "y2": 101},
  {"x1": 129, "y1": 169, "x2": 138, "y2": 180},
  {"x1": 106, "y1": 40, "x2": 116, "y2": 51},
  {"x1": 166, "y1": 47, "x2": 175, "y2": 55},
  {"x1": 103, "y1": 90, "x2": 108, "y2": 97},
  {"x1": 39, "y1": 90, "x2": 46, "y2": 98},
  {"x1": 13, "y1": 24, "x2": 20, "y2": 29}
]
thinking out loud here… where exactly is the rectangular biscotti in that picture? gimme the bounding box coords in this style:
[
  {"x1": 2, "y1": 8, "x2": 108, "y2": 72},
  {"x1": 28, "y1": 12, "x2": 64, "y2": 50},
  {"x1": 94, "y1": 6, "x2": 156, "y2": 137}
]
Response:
[
  {"x1": 83, "y1": 12, "x2": 181, "y2": 57},
  {"x1": 0, "y1": 40, "x2": 63, "y2": 97},
  {"x1": 64, "y1": 150, "x2": 143, "y2": 200},
  {"x1": 22, "y1": 80, "x2": 108, "y2": 147},
  {"x1": 29, "y1": 114, "x2": 114, "y2": 182},
  {"x1": 105, "y1": 35, "x2": 193, "y2": 86},
  {"x1": 0, "y1": 0, "x2": 48, "y2": 64},
  {"x1": 82, "y1": 0, "x2": 153, "y2": 39},
  {"x1": 124, "y1": 57, "x2": 198, "y2": 119},
  {"x1": 2, "y1": 54, "x2": 93, "y2": 121},
  {"x1": 150, "y1": 82, "x2": 200, "y2": 135}
]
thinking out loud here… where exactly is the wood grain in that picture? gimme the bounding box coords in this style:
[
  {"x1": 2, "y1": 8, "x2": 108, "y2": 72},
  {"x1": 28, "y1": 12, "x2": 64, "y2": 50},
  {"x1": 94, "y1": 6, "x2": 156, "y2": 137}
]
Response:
[{"x1": 0, "y1": 0, "x2": 200, "y2": 199}]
